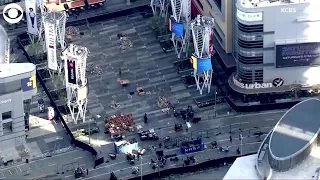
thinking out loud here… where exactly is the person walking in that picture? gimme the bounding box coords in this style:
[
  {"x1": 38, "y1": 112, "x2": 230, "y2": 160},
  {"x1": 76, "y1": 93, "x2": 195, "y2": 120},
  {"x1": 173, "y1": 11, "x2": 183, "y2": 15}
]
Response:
[
  {"x1": 118, "y1": 68, "x2": 122, "y2": 76},
  {"x1": 144, "y1": 113, "x2": 148, "y2": 123},
  {"x1": 86, "y1": 169, "x2": 89, "y2": 175},
  {"x1": 229, "y1": 135, "x2": 232, "y2": 143}
]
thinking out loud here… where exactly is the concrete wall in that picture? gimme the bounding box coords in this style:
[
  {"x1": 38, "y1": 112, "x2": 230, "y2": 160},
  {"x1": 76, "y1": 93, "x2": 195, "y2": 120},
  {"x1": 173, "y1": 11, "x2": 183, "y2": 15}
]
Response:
[{"x1": 0, "y1": 91, "x2": 26, "y2": 148}]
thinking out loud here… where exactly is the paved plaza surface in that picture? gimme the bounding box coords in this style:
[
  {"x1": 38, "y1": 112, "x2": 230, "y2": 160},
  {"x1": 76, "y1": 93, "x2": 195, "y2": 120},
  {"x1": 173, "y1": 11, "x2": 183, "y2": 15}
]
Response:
[
  {"x1": 0, "y1": 3, "x2": 290, "y2": 180},
  {"x1": 0, "y1": 0, "x2": 151, "y2": 174}
]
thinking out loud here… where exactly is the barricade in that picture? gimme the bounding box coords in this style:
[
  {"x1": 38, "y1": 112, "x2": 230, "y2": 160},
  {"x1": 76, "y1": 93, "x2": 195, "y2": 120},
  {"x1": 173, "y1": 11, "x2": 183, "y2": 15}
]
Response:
[
  {"x1": 17, "y1": 34, "x2": 98, "y2": 158},
  {"x1": 128, "y1": 153, "x2": 256, "y2": 180}
]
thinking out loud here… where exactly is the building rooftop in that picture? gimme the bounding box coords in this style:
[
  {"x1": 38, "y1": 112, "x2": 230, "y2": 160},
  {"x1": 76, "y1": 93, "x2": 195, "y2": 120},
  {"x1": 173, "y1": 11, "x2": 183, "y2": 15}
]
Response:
[
  {"x1": 223, "y1": 154, "x2": 259, "y2": 180},
  {"x1": 0, "y1": 63, "x2": 36, "y2": 78},
  {"x1": 223, "y1": 145, "x2": 320, "y2": 180},
  {"x1": 239, "y1": 0, "x2": 315, "y2": 8},
  {"x1": 223, "y1": 98, "x2": 320, "y2": 179},
  {"x1": 269, "y1": 98, "x2": 320, "y2": 158}
]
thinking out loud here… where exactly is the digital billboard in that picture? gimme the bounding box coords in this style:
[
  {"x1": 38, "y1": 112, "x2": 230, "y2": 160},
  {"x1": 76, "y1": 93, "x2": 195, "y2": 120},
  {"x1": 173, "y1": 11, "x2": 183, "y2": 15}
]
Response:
[
  {"x1": 21, "y1": 74, "x2": 37, "y2": 92},
  {"x1": 276, "y1": 42, "x2": 320, "y2": 68},
  {"x1": 44, "y1": 21, "x2": 58, "y2": 71},
  {"x1": 67, "y1": 60, "x2": 77, "y2": 84},
  {"x1": 197, "y1": 58, "x2": 211, "y2": 71},
  {"x1": 169, "y1": 18, "x2": 184, "y2": 36}
]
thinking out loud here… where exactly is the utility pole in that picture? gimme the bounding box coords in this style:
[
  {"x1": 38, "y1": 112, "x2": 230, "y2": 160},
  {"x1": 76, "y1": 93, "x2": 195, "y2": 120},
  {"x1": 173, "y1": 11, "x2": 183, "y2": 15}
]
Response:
[
  {"x1": 88, "y1": 119, "x2": 92, "y2": 145},
  {"x1": 140, "y1": 156, "x2": 143, "y2": 180},
  {"x1": 239, "y1": 133, "x2": 243, "y2": 156},
  {"x1": 214, "y1": 88, "x2": 217, "y2": 117}
]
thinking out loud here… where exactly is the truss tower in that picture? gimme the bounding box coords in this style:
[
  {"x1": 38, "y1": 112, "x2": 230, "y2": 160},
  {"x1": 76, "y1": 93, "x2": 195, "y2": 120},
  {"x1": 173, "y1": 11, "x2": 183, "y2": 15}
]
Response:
[
  {"x1": 44, "y1": 11, "x2": 67, "y2": 74},
  {"x1": 150, "y1": 0, "x2": 169, "y2": 18},
  {"x1": 170, "y1": 0, "x2": 191, "y2": 58},
  {"x1": 191, "y1": 15, "x2": 214, "y2": 95},
  {"x1": 61, "y1": 44, "x2": 88, "y2": 124}
]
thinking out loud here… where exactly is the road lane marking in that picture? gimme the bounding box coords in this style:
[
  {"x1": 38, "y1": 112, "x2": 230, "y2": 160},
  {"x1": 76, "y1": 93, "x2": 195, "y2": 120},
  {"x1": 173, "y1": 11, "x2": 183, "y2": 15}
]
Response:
[
  {"x1": 80, "y1": 128, "x2": 267, "y2": 174},
  {"x1": 82, "y1": 141, "x2": 262, "y2": 180},
  {"x1": 79, "y1": 136, "x2": 262, "y2": 178},
  {"x1": 48, "y1": 163, "x2": 56, "y2": 167},
  {"x1": 74, "y1": 157, "x2": 83, "y2": 160},
  {"x1": 17, "y1": 167, "x2": 22, "y2": 172},
  {"x1": 0, "y1": 149, "x2": 81, "y2": 172},
  {"x1": 265, "y1": 119, "x2": 275, "y2": 121},
  {"x1": 8, "y1": 170, "x2": 13, "y2": 174}
]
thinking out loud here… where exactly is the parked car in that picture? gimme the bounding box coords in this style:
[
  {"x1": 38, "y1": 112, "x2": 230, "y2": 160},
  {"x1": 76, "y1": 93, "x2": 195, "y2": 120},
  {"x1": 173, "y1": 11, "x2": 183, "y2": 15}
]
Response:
[{"x1": 84, "y1": 127, "x2": 100, "y2": 135}]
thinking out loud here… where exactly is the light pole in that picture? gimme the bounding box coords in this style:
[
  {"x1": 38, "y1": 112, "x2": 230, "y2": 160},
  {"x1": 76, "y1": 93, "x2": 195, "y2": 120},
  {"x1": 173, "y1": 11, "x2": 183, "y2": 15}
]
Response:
[
  {"x1": 239, "y1": 134, "x2": 243, "y2": 156},
  {"x1": 88, "y1": 119, "x2": 92, "y2": 145},
  {"x1": 140, "y1": 156, "x2": 143, "y2": 180},
  {"x1": 214, "y1": 88, "x2": 217, "y2": 117}
]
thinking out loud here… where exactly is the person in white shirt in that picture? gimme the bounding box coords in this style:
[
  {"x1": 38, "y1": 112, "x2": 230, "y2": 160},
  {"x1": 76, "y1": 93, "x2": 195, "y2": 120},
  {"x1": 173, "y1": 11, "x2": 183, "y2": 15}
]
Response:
[{"x1": 29, "y1": 8, "x2": 36, "y2": 28}]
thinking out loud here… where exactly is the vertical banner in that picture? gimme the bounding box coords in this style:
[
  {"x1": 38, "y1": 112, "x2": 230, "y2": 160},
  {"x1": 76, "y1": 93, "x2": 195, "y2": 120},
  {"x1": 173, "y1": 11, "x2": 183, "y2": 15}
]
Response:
[
  {"x1": 44, "y1": 22, "x2": 58, "y2": 71},
  {"x1": 67, "y1": 60, "x2": 77, "y2": 84},
  {"x1": 25, "y1": 0, "x2": 38, "y2": 35}
]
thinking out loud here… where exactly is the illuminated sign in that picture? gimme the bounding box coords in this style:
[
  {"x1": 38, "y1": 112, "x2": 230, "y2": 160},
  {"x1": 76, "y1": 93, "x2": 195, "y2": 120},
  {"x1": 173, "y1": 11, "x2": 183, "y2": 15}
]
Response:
[
  {"x1": 44, "y1": 22, "x2": 58, "y2": 71},
  {"x1": 191, "y1": 56, "x2": 211, "y2": 71},
  {"x1": 25, "y1": 0, "x2": 38, "y2": 35},
  {"x1": 276, "y1": 42, "x2": 320, "y2": 68},
  {"x1": 181, "y1": 144, "x2": 204, "y2": 154},
  {"x1": 236, "y1": 9, "x2": 262, "y2": 22},
  {"x1": 21, "y1": 74, "x2": 37, "y2": 92},
  {"x1": 233, "y1": 76, "x2": 274, "y2": 89},
  {"x1": 67, "y1": 60, "x2": 77, "y2": 84},
  {"x1": 169, "y1": 18, "x2": 184, "y2": 36}
]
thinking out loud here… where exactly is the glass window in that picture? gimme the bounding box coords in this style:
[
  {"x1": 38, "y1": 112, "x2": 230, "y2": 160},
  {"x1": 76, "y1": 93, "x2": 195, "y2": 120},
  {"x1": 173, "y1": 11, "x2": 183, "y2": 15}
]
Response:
[{"x1": 2, "y1": 111, "x2": 12, "y2": 120}]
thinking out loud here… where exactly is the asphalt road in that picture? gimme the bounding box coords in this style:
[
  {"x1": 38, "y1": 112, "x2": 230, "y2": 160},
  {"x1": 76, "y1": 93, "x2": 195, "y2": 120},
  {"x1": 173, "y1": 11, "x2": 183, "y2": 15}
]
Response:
[
  {"x1": 61, "y1": 110, "x2": 285, "y2": 180},
  {"x1": 0, "y1": 149, "x2": 93, "y2": 180},
  {"x1": 2, "y1": 4, "x2": 287, "y2": 180}
]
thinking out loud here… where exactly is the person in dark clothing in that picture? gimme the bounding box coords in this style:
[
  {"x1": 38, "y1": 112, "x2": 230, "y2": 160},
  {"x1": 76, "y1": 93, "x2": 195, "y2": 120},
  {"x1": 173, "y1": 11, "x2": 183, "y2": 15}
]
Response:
[
  {"x1": 237, "y1": 147, "x2": 240, "y2": 154},
  {"x1": 144, "y1": 113, "x2": 148, "y2": 123},
  {"x1": 229, "y1": 135, "x2": 232, "y2": 143},
  {"x1": 159, "y1": 143, "x2": 162, "y2": 148},
  {"x1": 119, "y1": 68, "x2": 122, "y2": 75},
  {"x1": 86, "y1": 169, "x2": 88, "y2": 175}
]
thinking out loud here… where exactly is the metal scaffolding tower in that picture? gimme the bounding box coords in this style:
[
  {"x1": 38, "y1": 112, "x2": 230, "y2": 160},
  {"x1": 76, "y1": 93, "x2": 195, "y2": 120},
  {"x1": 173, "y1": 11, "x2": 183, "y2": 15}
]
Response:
[
  {"x1": 150, "y1": 0, "x2": 169, "y2": 18},
  {"x1": 44, "y1": 11, "x2": 67, "y2": 75},
  {"x1": 170, "y1": 0, "x2": 191, "y2": 58},
  {"x1": 191, "y1": 15, "x2": 214, "y2": 95},
  {"x1": 61, "y1": 44, "x2": 88, "y2": 124}
]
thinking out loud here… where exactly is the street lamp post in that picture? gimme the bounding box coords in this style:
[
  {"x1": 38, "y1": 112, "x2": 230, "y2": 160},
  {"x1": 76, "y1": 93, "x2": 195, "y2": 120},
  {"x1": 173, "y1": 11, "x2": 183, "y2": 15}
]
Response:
[
  {"x1": 239, "y1": 134, "x2": 243, "y2": 156},
  {"x1": 88, "y1": 119, "x2": 92, "y2": 145},
  {"x1": 140, "y1": 156, "x2": 143, "y2": 180},
  {"x1": 214, "y1": 88, "x2": 217, "y2": 117}
]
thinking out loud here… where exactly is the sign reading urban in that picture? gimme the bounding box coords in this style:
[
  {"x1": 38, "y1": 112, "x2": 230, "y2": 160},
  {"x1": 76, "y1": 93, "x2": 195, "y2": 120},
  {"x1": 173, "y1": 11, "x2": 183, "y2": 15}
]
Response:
[
  {"x1": 276, "y1": 42, "x2": 320, "y2": 68},
  {"x1": 233, "y1": 77, "x2": 275, "y2": 89},
  {"x1": 236, "y1": 9, "x2": 263, "y2": 22}
]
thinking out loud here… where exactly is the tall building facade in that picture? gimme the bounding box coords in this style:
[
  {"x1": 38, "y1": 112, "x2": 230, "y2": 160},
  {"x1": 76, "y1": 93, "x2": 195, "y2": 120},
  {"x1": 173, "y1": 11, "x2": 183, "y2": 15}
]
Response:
[
  {"x1": 193, "y1": 0, "x2": 320, "y2": 95},
  {"x1": 231, "y1": 0, "x2": 320, "y2": 94},
  {"x1": 192, "y1": 0, "x2": 234, "y2": 54},
  {"x1": 0, "y1": 63, "x2": 36, "y2": 148}
]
